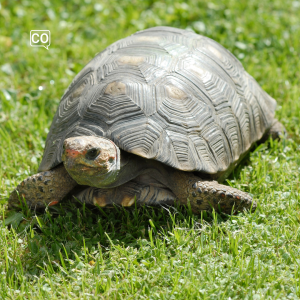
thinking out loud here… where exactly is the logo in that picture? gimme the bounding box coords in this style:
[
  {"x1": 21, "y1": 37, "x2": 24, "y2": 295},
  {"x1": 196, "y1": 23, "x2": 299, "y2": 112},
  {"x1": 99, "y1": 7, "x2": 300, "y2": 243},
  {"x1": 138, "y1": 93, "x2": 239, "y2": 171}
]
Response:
[{"x1": 30, "y1": 30, "x2": 51, "y2": 50}]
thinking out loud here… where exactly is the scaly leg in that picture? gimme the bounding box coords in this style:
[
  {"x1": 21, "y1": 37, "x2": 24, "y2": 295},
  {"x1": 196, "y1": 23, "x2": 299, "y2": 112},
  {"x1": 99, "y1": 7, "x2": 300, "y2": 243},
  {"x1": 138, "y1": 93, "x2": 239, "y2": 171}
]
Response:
[
  {"x1": 169, "y1": 171, "x2": 255, "y2": 214},
  {"x1": 267, "y1": 119, "x2": 287, "y2": 140},
  {"x1": 8, "y1": 164, "x2": 77, "y2": 209},
  {"x1": 72, "y1": 181, "x2": 176, "y2": 207}
]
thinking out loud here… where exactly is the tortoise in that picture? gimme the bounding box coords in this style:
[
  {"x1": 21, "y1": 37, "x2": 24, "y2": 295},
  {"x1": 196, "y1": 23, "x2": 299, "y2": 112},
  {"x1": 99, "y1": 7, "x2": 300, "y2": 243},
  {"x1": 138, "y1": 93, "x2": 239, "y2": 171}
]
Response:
[{"x1": 9, "y1": 26, "x2": 285, "y2": 214}]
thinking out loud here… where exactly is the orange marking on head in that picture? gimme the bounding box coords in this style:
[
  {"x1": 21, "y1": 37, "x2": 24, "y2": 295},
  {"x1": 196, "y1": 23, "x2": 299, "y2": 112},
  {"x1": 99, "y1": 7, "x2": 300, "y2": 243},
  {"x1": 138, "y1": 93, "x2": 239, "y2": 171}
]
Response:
[
  {"x1": 49, "y1": 201, "x2": 59, "y2": 206},
  {"x1": 66, "y1": 149, "x2": 81, "y2": 158}
]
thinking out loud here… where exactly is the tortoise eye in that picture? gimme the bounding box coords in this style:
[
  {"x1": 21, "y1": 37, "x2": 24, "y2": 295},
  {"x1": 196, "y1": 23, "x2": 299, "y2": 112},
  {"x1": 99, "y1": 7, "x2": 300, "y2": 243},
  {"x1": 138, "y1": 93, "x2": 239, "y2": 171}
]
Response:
[{"x1": 86, "y1": 148, "x2": 100, "y2": 160}]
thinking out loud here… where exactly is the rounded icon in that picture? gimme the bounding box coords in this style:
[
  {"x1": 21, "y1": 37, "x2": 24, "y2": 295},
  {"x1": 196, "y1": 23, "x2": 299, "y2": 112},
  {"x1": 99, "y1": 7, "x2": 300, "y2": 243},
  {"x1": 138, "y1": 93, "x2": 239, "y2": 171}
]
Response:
[{"x1": 30, "y1": 30, "x2": 51, "y2": 50}]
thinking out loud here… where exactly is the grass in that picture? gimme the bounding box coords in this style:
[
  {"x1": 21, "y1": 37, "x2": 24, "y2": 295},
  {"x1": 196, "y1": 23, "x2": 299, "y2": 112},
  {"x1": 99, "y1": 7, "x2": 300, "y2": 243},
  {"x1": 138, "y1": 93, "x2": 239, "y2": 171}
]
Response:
[{"x1": 1, "y1": 0, "x2": 300, "y2": 298}]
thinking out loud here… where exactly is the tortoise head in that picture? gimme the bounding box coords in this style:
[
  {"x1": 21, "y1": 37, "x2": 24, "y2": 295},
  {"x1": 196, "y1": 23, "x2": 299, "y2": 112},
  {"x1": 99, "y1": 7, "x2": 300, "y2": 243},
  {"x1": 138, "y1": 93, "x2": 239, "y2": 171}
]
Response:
[{"x1": 62, "y1": 136, "x2": 120, "y2": 187}]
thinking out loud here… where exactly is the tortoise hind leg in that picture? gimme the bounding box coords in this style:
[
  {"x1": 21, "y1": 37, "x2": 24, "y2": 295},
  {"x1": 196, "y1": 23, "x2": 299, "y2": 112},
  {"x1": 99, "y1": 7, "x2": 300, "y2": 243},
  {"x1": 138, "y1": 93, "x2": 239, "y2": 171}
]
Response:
[
  {"x1": 188, "y1": 180, "x2": 256, "y2": 214},
  {"x1": 8, "y1": 164, "x2": 77, "y2": 209},
  {"x1": 72, "y1": 181, "x2": 176, "y2": 208},
  {"x1": 268, "y1": 119, "x2": 287, "y2": 140},
  {"x1": 167, "y1": 171, "x2": 256, "y2": 214}
]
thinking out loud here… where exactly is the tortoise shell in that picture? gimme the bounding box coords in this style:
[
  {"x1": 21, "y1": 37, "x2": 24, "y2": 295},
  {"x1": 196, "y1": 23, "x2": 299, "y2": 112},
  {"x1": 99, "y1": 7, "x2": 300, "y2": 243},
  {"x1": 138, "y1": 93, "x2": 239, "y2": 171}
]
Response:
[{"x1": 39, "y1": 26, "x2": 276, "y2": 175}]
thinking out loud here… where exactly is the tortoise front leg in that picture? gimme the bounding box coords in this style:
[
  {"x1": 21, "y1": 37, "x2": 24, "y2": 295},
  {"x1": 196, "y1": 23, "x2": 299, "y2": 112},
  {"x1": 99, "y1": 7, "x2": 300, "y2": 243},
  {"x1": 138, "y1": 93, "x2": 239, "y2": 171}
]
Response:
[
  {"x1": 169, "y1": 171, "x2": 255, "y2": 214},
  {"x1": 8, "y1": 164, "x2": 77, "y2": 209},
  {"x1": 72, "y1": 181, "x2": 176, "y2": 208}
]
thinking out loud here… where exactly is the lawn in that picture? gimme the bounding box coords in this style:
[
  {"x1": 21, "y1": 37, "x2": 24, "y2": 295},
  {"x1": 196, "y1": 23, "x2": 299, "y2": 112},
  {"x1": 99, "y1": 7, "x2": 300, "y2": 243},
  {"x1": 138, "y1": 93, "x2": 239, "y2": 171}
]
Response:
[{"x1": 1, "y1": 0, "x2": 300, "y2": 298}]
